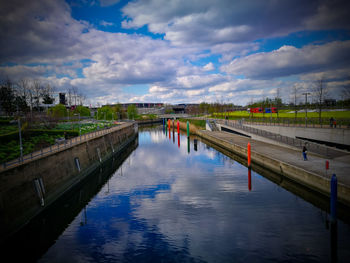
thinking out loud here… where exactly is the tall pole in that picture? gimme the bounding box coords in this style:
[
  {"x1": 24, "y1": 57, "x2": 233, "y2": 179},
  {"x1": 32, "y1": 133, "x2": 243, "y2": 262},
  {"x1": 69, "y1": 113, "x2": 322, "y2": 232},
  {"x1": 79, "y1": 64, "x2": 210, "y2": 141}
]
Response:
[
  {"x1": 302, "y1": 92, "x2": 310, "y2": 127},
  {"x1": 78, "y1": 113, "x2": 81, "y2": 137},
  {"x1": 17, "y1": 105, "x2": 23, "y2": 162},
  {"x1": 270, "y1": 101, "x2": 272, "y2": 121},
  {"x1": 18, "y1": 116, "x2": 23, "y2": 162}
]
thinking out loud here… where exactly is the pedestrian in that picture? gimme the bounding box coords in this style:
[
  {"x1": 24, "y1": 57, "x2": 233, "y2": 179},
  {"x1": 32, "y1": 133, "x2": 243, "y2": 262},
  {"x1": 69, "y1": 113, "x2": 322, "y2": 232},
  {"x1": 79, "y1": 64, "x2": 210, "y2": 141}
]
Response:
[
  {"x1": 302, "y1": 144, "x2": 308, "y2": 161},
  {"x1": 330, "y1": 117, "x2": 334, "y2": 128},
  {"x1": 333, "y1": 118, "x2": 337, "y2": 128}
]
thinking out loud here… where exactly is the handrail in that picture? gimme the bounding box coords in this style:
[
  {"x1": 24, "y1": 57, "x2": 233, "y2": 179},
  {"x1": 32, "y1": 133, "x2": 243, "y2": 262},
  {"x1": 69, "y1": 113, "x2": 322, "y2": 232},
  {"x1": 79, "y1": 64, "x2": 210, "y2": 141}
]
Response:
[
  {"x1": 1, "y1": 123, "x2": 132, "y2": 171},
  {"x1": 216, "y1": 119, "x2": 344, "y2": 158}
]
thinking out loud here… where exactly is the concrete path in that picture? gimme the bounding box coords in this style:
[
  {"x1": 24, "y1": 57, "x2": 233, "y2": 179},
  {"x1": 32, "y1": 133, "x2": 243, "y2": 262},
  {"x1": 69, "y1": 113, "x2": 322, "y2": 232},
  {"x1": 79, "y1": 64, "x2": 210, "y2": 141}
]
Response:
[{"x1": 201, "y1": 130, "x2": 350, "y2": 187}]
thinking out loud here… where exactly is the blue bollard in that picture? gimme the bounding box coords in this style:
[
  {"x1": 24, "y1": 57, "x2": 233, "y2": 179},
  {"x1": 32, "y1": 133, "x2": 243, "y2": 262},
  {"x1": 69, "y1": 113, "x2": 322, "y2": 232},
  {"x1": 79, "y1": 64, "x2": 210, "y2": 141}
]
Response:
[{"x1": 330, "y1": 174, "x2": 337, "y2": 222}]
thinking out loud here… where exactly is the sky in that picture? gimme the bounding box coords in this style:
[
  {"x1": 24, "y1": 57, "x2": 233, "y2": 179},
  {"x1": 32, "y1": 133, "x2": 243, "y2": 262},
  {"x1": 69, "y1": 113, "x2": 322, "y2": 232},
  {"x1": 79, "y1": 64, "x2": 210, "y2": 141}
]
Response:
[{"x1": 0, "y1": 0, "x2": 349, "y2": 106}]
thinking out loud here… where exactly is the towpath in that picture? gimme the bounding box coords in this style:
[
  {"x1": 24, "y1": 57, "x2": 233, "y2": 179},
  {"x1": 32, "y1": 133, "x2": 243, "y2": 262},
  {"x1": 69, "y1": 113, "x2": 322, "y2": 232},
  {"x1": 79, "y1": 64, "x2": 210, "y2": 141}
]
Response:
[{"x1": 200, "y1": 130, "x2": 350, "y2": 187}]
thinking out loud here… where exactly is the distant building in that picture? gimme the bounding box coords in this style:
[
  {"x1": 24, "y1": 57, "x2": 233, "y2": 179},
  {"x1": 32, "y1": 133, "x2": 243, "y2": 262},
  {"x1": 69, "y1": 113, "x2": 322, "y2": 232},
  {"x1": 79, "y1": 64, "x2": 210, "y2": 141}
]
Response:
[
  {"x1": 59, "y1": 93, "x2": 66, "y2": 105},
  {"x1": 324, "y1": 99, "x2": 336, "y2": 106}
]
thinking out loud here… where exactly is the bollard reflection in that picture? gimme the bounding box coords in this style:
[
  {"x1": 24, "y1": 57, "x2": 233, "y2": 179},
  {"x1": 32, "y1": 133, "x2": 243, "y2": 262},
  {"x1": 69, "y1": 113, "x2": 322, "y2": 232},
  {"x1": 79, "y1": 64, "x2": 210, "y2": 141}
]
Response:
[
  {"x1": 248, "y1": 168, "x2": 252, "y2": 191},
  {"x1": 187, "y1": 137, "x2": 190, "y2": 154},
  {"x1": 330, "y1": 221, "x2": 338, "y2": 263},
  {"x1": 80, "y1": 206, "x2": 87, "y2": 226},
  {"x1": 178, "y1": 133, "x2": 180, "y2": 148}
]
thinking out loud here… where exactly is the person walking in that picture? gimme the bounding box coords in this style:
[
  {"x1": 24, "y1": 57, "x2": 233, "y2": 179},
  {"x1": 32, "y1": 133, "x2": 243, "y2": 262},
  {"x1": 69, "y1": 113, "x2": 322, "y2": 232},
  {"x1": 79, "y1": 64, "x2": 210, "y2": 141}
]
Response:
[
  {"x1": 330, "y1": 117, "x2": 334, "y2": 128},
  {"x1": 302, "y1": 144, "x2": 308, "y2": 161},
  {"x1": 333, "y1": 118, "x2": 337, "y2": 128}
]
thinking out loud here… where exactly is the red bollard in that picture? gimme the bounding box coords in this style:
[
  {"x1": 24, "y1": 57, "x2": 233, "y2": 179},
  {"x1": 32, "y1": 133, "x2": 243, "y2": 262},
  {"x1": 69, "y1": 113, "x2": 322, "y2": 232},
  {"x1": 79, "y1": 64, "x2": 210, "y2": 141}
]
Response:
[
  {"x1": 326, "y1": 160, "x2": 329, "y2": 170},
  {"x1": 177, "y1": 120, "x2": 180, "y2": 134},
  {"x1": 247, "y1": 142, "x2": 251, "y2": 167}
]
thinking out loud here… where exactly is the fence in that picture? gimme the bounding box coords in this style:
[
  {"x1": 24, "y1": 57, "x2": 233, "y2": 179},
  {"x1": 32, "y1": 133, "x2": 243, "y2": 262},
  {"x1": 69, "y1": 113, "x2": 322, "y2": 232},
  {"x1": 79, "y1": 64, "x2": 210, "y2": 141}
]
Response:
[
  {"x1": 215, "y1": 119, "x2": 343, "y2": 158},
  {"x1": 1, "y1": 124, "x2": 128, "y2": 170},
  {"x1": 245, "y1": 117, "x2": 350, "y2": 128},
  {"x1": 212, "y1": 115, "x2": 350, "y2": 129}
]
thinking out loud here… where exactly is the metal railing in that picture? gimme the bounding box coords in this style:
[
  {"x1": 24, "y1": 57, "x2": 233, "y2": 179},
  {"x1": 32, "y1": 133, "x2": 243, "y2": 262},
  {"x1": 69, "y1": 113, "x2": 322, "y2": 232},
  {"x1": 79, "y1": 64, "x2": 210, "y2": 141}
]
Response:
[
  {"x1": 216, "y1": 119, "x2": 344, "y2": 158},
  {"x1": 1, "y1": 124, "x2": 130, "y2": 171},
  {"x1": 243, "y1": 117, "x2": 350, "y2": 129},
  {"x1": 212, "y1": 116, "x2": 350, "y2": 129}
]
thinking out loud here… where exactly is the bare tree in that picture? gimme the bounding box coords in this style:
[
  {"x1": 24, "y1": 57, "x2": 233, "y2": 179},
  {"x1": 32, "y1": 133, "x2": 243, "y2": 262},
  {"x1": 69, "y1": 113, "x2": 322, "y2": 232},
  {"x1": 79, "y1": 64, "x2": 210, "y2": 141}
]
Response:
[
  {"x1": 66, "y1": 87, "x2": 73, "y2": 107},
  {"x1": 72, "y1": 86, "x2": 78, "y2": 106},
  {"x1": 342, "y1": 86, "x2": 350, "y2": 100},
  {"x1": 313, "y1": 77, "x2": 328, "y2": 124},
  {"x1": 78, "y1": 93, "x2": 86, "y2": 106},
  {"x1": 17, "y1": 79, "x2": 29, "y2": 99},
  {"x1": 32, "y1": 79, "x2": 43, "y2": 110},
  {"x1": 275, "y1": 88, "x2": 281, "y2": 119},
  {"x1": 41, "y1": 83, "x2": 55, "y2": 104}
]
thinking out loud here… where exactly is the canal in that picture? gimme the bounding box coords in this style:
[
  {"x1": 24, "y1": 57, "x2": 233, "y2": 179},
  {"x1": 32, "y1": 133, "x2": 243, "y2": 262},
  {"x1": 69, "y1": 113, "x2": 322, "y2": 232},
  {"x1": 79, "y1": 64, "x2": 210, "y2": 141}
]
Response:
[{"x1": 4, "y1": 126, "x2": 350, "y2": 262}]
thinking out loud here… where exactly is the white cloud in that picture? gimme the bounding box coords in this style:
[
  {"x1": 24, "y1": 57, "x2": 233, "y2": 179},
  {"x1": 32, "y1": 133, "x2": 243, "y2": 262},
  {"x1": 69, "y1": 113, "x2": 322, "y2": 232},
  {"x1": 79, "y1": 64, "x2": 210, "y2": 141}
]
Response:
[
  {"x1": 221, "y1": 41, "x2": 350, "y2": 79},
  {"x1": 0, "y1": 0, "x2": 349, "y2": 105},
  {"x1": 121, "y1": 0, "x2": 350, "y2": 48},
  {"x1": 203, "y1": 62, "x2": 214, "y2": 71},
  {"x1": 100, "y1": 20, "x2": 114, "y2": 27}
]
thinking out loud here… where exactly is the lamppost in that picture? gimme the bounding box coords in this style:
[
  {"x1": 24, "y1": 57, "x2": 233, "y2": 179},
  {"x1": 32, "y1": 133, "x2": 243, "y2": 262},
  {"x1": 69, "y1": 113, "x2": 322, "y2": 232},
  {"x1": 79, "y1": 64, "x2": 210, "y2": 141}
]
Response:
[
  {"x1": 78, "y1": 113, "x2": 81, "y2": 137},
  {"x1": 302, "y1": 92, "x2": 311, "y2": 127},
  {"x1": 16, "y1": 105, "x2": 23, "y2": 162},
  {"x1": 74, "y1": 113, "x2": 81, "y2": 137},
  {"x1": 18, "y1": 116, "x2": 23, "y2": 162}
]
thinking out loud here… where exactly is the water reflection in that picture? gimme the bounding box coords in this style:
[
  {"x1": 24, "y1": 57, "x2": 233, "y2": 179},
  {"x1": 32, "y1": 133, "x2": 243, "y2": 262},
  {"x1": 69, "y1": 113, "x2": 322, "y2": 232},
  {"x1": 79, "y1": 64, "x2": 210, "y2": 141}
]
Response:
[
  {"x1": 14, "y1": 127, "x2": 350, "y2": 262},
  {"x1": 248, "y1": 168, "x2": 252, "y2": 191}
]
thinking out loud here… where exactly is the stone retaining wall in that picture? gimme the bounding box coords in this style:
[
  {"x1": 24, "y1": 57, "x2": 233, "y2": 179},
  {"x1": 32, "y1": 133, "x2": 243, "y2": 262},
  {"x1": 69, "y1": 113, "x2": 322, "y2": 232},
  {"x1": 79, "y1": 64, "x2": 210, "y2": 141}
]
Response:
[{"x1": 0, "y1": 123, "x2": 138, "y2": 241}]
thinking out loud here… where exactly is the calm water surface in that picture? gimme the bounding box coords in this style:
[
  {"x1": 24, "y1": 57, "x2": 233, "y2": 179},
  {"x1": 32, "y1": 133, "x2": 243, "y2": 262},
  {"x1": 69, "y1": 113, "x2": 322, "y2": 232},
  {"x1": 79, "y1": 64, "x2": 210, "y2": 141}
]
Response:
[{"x1": 35, "y1": 127, "x2": 349, "y2": 262}]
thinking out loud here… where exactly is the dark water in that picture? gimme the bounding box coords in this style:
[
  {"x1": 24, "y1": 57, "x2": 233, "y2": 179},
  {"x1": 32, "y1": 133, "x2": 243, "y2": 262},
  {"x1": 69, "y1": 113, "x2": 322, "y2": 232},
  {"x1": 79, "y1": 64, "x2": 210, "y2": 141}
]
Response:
[{"x1": 5, "y1": 127, "x2": 350, "y2": 262}]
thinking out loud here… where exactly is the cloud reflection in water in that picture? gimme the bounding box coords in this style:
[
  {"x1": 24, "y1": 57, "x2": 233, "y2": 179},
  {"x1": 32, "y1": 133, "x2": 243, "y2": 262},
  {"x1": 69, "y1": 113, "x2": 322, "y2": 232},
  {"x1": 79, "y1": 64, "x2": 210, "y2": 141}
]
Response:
[{"x1": 39, "y1": 128, "x2": 350, "y2": 263}]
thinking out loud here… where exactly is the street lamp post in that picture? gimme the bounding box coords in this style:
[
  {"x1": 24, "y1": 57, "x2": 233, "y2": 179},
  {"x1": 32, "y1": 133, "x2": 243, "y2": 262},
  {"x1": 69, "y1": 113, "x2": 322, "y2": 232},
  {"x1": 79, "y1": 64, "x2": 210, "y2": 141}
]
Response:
[
  {"x1": 74, "y1": 113, "x2": 81, "y2": 138},
  {"x1": 302, "y1": 92, "x2": 311, "y2": 127},
  {"x1": 18, "y1": 116, "x2": 23, "y2": 162},
  {"x1": 16, "y1": 104, "x2": 23, "y2": 162},
  {"x1": 78, "y1": 113, "x2": 81, "y2": 138}
]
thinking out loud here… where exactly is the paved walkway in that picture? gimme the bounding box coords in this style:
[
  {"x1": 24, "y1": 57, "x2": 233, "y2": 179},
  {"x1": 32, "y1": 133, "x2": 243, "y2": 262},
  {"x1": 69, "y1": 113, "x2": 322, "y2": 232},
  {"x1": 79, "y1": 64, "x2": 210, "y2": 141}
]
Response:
[{"x1": 201, "y1": 130, "x2": 350, "y2": 187}]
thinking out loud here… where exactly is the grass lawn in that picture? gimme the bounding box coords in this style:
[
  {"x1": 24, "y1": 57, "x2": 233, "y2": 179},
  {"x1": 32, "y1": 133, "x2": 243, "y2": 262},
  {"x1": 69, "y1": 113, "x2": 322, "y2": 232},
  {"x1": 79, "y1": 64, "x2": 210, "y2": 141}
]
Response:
[
  {"x1": 0, "y1": 120, "x2": 119, "y2": 164},
  {"x1": 0, "y1": 125, "x2": 18, "y2": 135},
  {"x1": 179, "y1": 118, "x2": 206, "y2": 128},
  {"x1": 0, "y1": 133, "x2": 63, "y2": 163}
]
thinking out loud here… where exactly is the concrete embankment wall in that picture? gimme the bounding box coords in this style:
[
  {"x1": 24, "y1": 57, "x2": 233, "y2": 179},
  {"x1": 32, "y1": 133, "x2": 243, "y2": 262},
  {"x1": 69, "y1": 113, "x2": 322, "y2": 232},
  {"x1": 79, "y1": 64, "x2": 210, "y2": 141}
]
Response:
[
  {"x1": 176, "y1": 121, "x2": 350, "y2": 207},
  {"x1": 0, "y1": 123, "x2": 138, "y2": 241},
  {"x1": 137, "y1": 119, "x2": 162, "y2": 125}
]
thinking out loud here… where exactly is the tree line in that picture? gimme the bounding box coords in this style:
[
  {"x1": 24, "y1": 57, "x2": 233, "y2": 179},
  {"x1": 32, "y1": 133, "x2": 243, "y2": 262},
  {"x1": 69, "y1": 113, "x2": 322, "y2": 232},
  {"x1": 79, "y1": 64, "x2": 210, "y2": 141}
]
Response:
[{"x1": 0, "y1": 77, "x2": 86, "y2": 117}]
